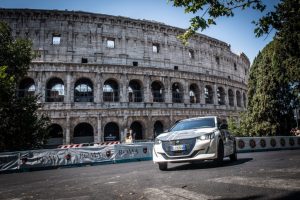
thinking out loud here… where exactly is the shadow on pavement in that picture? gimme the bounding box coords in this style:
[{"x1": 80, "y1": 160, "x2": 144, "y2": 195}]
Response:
[
  {"x1": 217, "y1": 191, "x2": 300, "y2": 200},
  {"x1": 167, "y1": 158, "x2": 253, "y2": 171}
]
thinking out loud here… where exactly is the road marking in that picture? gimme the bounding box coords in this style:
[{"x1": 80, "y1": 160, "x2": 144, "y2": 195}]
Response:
[
  {"x1": 144, "y1": 186, "x2": 220, "y2": 200},
  {"x1": 210, "y1": 176, "x2": 300, "y2": 191}
]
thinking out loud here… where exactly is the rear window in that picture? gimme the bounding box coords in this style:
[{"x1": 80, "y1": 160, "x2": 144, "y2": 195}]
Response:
[{"x1": 170, "y1": 118, "x2": 215, "y2": 132}]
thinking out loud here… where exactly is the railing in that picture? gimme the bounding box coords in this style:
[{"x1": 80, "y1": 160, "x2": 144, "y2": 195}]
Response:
[
  {"x1": 45, "y1": 89, "x2": 64, "y2": 102},
  {"x1": 172, "y1": 92, "x2": 183, "y2": 103},
  {"x1": 128, "y1": 90, "x2": 143, "y2": 102},
  {"x1": 17, "y1": 89, "x2": 35, "y2": 98},
  {"x1": 152, "y1": 90, "x2": 164, "y2": 102},
  {"x1": 74, "y1": 91, "x2": 94, "y2": 102},
  {"x1": 103, "y1": 90, "x2": 119, "y2": 102}
]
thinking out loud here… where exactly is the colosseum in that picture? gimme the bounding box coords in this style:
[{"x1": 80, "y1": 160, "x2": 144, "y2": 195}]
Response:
[{"x1": 0, "y1": 9, "x2": 249, "y2": 146}]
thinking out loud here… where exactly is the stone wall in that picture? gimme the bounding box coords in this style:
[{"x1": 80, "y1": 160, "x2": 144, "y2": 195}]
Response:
[{"x1": 0, "y1": 9, "x2": 250, "y2": 145}]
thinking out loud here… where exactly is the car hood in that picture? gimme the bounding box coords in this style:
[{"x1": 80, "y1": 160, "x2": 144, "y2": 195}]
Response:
[{"x1": 157, "y1": 128, "x2": 217, "y2": 141}]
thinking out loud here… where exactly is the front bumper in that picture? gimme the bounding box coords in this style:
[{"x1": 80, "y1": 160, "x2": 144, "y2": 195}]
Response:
[{"x1": 153, "y1": 138, "x2": 217, "y2": 163}]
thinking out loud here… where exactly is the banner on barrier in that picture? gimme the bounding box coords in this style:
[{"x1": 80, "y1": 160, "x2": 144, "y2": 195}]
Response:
[
  {"x1": 0, "y1": 143, "x2": 153, "y2": 172},
  {"x1": 114, "y1": 143, "x2": 153, "y2": 161},
  {"x1": 0, "y1": 152, "x2": 19, "y2": 171}
]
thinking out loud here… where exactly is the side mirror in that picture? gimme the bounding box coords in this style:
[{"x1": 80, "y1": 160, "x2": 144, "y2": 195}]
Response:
[{"x1": 219, "y1": 123, "x2": 228, "y2": 130}]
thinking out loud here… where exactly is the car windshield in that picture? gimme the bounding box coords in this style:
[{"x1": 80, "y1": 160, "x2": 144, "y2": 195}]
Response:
[{"x1": 170, "y1": 118, "x2": 216, "y2": 132}]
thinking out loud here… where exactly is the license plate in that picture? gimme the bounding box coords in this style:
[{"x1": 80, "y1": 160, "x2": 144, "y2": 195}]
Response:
[{"x1": 170, "y1": 145, "x2": 186, "y2": 151}]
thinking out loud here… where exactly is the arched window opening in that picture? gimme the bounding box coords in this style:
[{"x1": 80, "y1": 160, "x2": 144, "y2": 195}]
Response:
[
  {"x1": 130, "y1": 121, "x2": 143, "y2": 140},
  {"x1": 236, "y1": 90, "x2": 242, "y2": 107},
  {"x1": 46, "y1": 78, "x2": 64, "y2": 102},
  {"x1": 228, "y1": 89, "x2": 234, "y2": 107},
  {"x1": 74, "y1": 78, "x2": 93, "y2": 102},
  {"x1": 128, "y1": 80, "x2": 143, "y2": 102},
  {"x1": 243, "y1": 92, "x2": 247, "y2": 108},
  {"x1": 46, "y1": 124, "x2": 63, "y2": 147},
  {"x1": 103, "y1": 79, "x2": 119, "y2": 102},
  {"x1": 172, "y1": 82, "x2": 183, "y2": 103},
  {"x1": 104, "y1": 122, "x2": 120, "y2": 141},
  {"x1": 217, "y1": 87, "x2": 226, "y2": 105},
  {"x1": 18, "y1": 78, "x2": 35, "y2": 97},
  {"x1": 205, "y1": 85, "x2": 213, "y2": 104},
  {"x1": 73, "y1": 123, "x2": 94, "y2": 144},
  {"x1": 154, "y1": 121, "x2": 164, "y2": 138},
  {"x1": 189, "y1": 84, "x2": 200, "y2": 103},
  {"x1": 151, "y1": 81, "x2": 164, "y2": 102}
]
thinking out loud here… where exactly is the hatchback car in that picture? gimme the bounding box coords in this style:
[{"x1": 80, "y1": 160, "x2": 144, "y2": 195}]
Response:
[{"x1": 153, "y1": 116, "x2": 237, "y2": 170}]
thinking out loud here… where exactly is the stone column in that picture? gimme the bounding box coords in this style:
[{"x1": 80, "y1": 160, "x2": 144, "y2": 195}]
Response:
[
  {"x1": 65, "y1": 114, "x2": 71, "y2": 144},
  {"x1": 165, "y1": 77, "x2": 171, "y2": 103},
  {"x1": 144, "y1": 74, "x2": 151, "y2": 103},
  {"x1": 120, "y1": 74, "x2": 128, "y2": 103},
  {"x1": 183, "y1": 81, "x2": 189, "y2": 104},
  {"x1": 95, "y1": 73, "x2": 101, "y2": 103},
  {"x1": 224, "y1": 85, "x2": 229, "y2": 108},
  {"x1": 96, "y1": 115, "x2": 102, "y2": 143},
  {"x1": 36, "y1": 71, "x2": 45, "y2": 103},
  {"x1": 214, "y1": 84, "x2": 218, "y2": 105},
  {"x1": 199, "y1": 81, "x2": 206, "y2": 105},
  {"x1": 65, "y1": 72, "x2": 72, "y2": 103}
]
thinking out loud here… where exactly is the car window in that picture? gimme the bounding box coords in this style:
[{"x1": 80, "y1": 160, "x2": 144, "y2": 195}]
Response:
[{"x1": 170, "y1": 118, "x2": 215, "y2": 132}]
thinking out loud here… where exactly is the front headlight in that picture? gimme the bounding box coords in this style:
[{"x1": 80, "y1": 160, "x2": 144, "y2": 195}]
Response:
[
  {"x1": 154, "y1": 138, "x2": 162, "y2": 145},
  {"x1": 197, "y1": 132, "x2": 215, "y2": 140}
]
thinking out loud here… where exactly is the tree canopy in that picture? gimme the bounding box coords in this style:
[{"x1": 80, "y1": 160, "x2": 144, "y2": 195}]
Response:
[
  {"x1": 169, "y1": 0, "x2": 299, "y2": 135},
  {"x1": 0, "y1": 21, "x2": 49, "y2": 152},
  {"x1": 169, "y1": 0, "x2": 266, "y2": 44}
]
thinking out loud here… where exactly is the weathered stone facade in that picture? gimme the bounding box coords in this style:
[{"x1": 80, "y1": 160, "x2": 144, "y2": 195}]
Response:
[{"x1": 0, "y1": 9, "x2": 250, "y2": 145}]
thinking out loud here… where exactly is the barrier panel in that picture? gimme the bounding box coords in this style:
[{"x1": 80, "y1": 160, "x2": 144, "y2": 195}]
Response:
[
  {"x1": 0, "y1": 143, "x2": 152, "y2": 172},
  {"x1": 236, "y1": 136, "x2": 300, "y2": 152},
  {"x1": 1, "y1": 137, "x2": 300, "y2": 172}
]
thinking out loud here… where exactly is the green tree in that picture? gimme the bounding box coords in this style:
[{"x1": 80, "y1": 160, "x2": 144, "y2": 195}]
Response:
[
  {"x1": 240, "y1": 0, "x2": 299, "y2": 136},
  {"x1": 170, "y1": 0, "x2": 299, "y2": 135},
  {"x1": 169, "y1": 0, "x2": 266, "y2": 44},
  {"x1": 0, "y1": 21, "x2": 49, "y2": 152}
]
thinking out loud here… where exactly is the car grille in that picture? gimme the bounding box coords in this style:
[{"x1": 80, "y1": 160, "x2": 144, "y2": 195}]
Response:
[{"x1": 162, "y1": 138, "x2": 196, "y2": 157}]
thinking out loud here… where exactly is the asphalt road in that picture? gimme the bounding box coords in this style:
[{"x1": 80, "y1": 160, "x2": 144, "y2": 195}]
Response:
[{"x1": 0, "y1": 150, "x2": 299, "y2": 200}]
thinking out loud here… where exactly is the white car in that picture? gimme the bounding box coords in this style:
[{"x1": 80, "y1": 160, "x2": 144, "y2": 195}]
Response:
[{"x1": 153, "y1": 116, "x2": 237, "y2": 170}]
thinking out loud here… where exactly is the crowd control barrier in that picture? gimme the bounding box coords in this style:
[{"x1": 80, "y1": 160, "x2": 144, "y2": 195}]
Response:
[
  {"x1": 236, "y1": 136, "x2": 300, "y2": 152},
  {"x1": 1, "y1": 137, "x2": 299, "y2": 173},
  {"x1": 0, "y1": 143, "x2": 153, "y2": 172}
]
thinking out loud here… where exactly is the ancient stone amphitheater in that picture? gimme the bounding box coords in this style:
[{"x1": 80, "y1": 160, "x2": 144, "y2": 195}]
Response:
[{"x1": 0, "y1": 9, "x2": 249, "y2": 146}]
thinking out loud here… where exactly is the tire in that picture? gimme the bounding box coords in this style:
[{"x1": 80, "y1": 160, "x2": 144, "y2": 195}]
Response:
[
  {"x1": 158, "y1": 162, "x2": 168, "y2": 171},
  {"x1": 215, "y1": 140, "x2": 224, "y2": 164},
  {"x1": 230, "y1": 142, "x2": 237, "y2": 161}
]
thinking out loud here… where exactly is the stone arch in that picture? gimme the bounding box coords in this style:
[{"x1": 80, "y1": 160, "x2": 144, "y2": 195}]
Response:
[
  {"x1": 46, "y1": 124, "x2": 63, "y2": 146},
  {"x1": 104, "y1": 122, "x2": 120, "y2": 141},
  {"x1": 153, "y1": 120, "x2": 164, "y2": 138},
  {"x1": 205, "y1": 85, "x2": 214, "y2": 104},
  {"x1": 128, "y1": 79, "x2": 143, "y2": 102},
  {"x1": 217, "y1": 86, "x2": 226, "y2": 105},
  {"x1": 74, "y1": 78, "x2": 93, "y2": 102},
  {"x1": 236, "y1": 90, "x2": 242, "y2": 107},
  {"x1": 130, "y1": 121, "x2": 144, "y2": 140},
  {"x1": 151, "y1": 80, "x2": 165, "y2": 102},
  {"x1": 172, "y1": 82, "x2": 183, "y2": 103},
  {"x1": 46, "y1": 77, "x2": 64, "y2": 102},
  {"x1": 103, "y1": 79, "x2": 119, "y2": 102},
  {"x1": 18, "y1": 77, "x2": 35, "y2": 97},
  {"x1": 189, "y1": 83, "x2": 200, "y2": 103},
  {"x1": 73, "y1": 122, "x2": 94, "y2": 143}
]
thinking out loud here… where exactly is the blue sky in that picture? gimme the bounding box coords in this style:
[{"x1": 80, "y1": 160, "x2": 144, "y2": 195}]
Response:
[{"x1": 0, "y1": 0, "x2": 280, "y2": 63}]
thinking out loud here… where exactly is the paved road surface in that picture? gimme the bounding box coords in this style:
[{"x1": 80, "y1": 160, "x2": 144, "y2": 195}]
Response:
[{"x1": 0, "y1": 150, "x2": 299, "y2": 200}]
